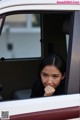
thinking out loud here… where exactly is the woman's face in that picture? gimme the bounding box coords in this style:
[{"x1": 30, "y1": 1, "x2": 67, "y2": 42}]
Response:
[{"x1": 40, "y1": 65, "x2": 65, "y2": 89}]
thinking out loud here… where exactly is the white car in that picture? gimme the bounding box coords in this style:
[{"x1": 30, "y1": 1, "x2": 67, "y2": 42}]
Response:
[{"x1": 0, "y1": 0, "x2": 80, "y2": 120}]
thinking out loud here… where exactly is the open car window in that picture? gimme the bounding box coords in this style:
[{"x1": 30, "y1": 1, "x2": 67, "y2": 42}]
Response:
[
  {"x1": 0, "y1": 0, "x2": 80, "y2": 120},
  {"x1": 0, "y1": 10, "x2": 79, "y2": 100}
]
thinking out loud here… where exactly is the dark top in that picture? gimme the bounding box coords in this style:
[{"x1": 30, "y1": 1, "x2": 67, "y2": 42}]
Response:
[{"x1": 30, "y1": 79, "x2": 65, "y2": 98}]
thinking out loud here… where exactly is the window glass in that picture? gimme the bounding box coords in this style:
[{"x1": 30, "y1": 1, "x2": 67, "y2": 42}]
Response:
[
  {"x1": 0, "y1": 14, "x2": 41, "y2": 59},
  {"x1": 32, "y1": 14, "x2": 40, "y2": 27},
  {"x1": 5, "y1": 14, "x2": 27, "y2": 28}
]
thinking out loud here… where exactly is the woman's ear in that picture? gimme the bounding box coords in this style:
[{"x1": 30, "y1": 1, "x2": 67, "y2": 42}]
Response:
[{"x1": 61, "y1": 73, "x2": 65, "y2": 80}]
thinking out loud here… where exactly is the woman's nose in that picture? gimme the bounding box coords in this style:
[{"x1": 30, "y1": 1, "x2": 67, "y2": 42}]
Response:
[
  {"x1": 48, "y1": 77, "x2": 55, "y2": 86},
  {"x1": 48, "y1": 77, "x2": 53, "y2": 83}
]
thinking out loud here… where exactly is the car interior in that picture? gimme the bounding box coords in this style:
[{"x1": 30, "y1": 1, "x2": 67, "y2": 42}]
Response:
[{"x1": 0, "y1": 11, "x2": 74, "y2": 101}]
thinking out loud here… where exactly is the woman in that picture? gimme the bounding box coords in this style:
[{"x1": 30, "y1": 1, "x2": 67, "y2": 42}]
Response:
[{"x1": 30, "y1": 54, "x2": 66, "y2": 98}]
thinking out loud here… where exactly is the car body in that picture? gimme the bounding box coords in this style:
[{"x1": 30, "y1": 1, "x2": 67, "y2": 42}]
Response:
[
  {"x1": 0, "y1": 94, "x2": 79, "y2": 120},
  {"x1": 0, "y1": 0, "x2": 80, "y2": 120}
]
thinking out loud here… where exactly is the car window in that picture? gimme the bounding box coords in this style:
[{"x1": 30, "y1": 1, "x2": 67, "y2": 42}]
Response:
[
  {"x1": 0, "y1": 14, "x2": 41, "y2": 59},
  {"x1": 0, "y1": 11, "x2": 79, "y2": 102}
]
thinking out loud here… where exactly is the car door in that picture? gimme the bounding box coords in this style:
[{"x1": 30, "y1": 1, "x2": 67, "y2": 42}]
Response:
[{"x1": 0, "y1": 1, "x2": 80, "y2": 120}]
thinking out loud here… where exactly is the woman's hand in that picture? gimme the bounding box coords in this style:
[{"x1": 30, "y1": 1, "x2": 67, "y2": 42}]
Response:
[{"x1": 44, "y1": 85, "x2": 55, "y2": 96}]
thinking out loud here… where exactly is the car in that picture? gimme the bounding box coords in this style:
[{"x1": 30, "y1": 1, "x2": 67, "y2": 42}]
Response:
[
  {"x1": 0, "y1": 94, "x2": 79, "y2": 120},
  {"x1": 0, "y1": 0, "x2": 80, "y2": 120}
]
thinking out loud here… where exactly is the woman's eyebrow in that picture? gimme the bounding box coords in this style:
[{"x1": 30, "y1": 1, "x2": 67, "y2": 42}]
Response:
[
  {"x1": 51, "y1": 74, "x2": 60, "y2": 77},
  {"x1": 41, "y1": 72, "x2": 48, "y2": 74},
  {"x1": 42, "y1": 72, "x2": 59, "y2": 76},
  {"x1": 53, "y1": 73, "x2": 59, "y2": 75}
]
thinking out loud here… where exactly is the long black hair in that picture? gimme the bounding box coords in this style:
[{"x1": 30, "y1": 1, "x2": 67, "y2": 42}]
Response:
[{"x1": 30, "y1": 54, "x2": 66, "y2": 98}]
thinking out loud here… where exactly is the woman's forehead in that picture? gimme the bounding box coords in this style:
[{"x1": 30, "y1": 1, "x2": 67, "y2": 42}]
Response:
[{"x1": 41, "y1": 65, "x2": 61, "y2": 74}]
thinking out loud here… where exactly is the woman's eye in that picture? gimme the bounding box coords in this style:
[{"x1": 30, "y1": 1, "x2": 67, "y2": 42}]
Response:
[
  {"x1": 52, "y1": 75, "x2": 59, "y2": 78},
  {"x1": 42, "y1": 73, "x2": 48, "y2": 77}
]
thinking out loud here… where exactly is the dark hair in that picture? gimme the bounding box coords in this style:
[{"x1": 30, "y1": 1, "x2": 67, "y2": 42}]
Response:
[
  {"x1": 38, "y1": 54, "x2": 66, "y2": 77},
  {"x1": 30, "y1": 54, "x2": 66, "y2": 98}
]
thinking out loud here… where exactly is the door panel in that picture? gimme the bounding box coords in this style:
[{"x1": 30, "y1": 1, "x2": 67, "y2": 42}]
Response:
[{"x1": 68, "y1": 11, "x2": 80, "y2": 94}]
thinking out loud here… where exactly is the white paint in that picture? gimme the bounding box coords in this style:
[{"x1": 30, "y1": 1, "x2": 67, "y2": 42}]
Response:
[
  {"x1": 0, "y1": 0, "x2": 80, "y2": 15},
  {"x1": 0, "y1": 94, "x2": 79, "y2": 117}
]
